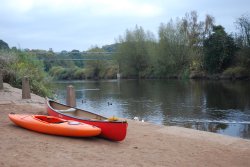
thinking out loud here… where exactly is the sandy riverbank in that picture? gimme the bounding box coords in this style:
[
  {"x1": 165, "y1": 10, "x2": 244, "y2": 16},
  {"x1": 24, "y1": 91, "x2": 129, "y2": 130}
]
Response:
[{"x1": 0, "y1": 83, "x2": 250, "y2": 167}]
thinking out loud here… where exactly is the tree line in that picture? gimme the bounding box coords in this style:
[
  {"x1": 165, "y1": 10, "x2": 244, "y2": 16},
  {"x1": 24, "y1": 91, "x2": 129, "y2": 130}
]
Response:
[{"x1": 116, "y1": 11, "x2": 250, "y2": 79}]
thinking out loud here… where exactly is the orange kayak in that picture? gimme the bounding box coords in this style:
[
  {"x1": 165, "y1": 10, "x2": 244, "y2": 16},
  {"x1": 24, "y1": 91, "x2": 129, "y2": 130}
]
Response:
[{"x1": 9, "y1": 113, "x2": 101, "y2": 137}]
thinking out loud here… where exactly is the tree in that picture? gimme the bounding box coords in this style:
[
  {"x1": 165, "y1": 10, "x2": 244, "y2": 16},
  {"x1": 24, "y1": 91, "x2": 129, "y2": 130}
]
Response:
[
  {"x1": 69, "y1": 49, "x2": 83, "y2": 67},
  {"x1": 116, "y1": 25, "x2": 155, "y2": 78},
  {"x1": 181, "y1": 11, "x2": 215, "y2": 71},
  {"x1": 235, "y1": 14, "x2": 250, "y2": 47},
  {"x1": 84, "y1": 47, "x2": 109, "y2": 79},
  {"x1": 0, "y1": 40, "x2": 9, "y2": 50},
  {"x1": 203, "y1": 25, "x2": 236, "y2": 74},
  {"x1": 181, "y1": 11, "x2": 214, "y2": 47},
  {"x1": 234, "y1": 14, "x2": 250, "y2": 71},
  {"x1": 181, "y1": 11, "x2": 203, "y2": 47},
  {"x1": 203, "y1": 15, "x2": 215, "y2": 39},
  {"x1": 156, "y1": 19, "x2": 190, "y2": 77}
]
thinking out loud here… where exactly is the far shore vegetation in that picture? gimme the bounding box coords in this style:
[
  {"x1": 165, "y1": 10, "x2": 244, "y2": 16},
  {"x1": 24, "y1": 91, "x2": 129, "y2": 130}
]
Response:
[{"x1": 1, "y1": 11, "x2": 250, "y2": 97}]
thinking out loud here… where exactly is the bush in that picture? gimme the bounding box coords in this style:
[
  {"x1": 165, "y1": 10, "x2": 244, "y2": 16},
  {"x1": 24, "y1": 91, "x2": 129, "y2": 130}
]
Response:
[
  {"x1": 50, "y1": 66, "x2": 88, "y2": 80},
  {"x1": 1, "y1": 51, "x2": 52, "y2": 97},
  {"x1": 235, "y1": 47, "x2": 250, "y2": 69},
  {"x1": 222, "y1": 67, "x2": 249, "y2": 79},
  {"x1": 73, "y1": 68, "x2": 86, "y2": 79}
]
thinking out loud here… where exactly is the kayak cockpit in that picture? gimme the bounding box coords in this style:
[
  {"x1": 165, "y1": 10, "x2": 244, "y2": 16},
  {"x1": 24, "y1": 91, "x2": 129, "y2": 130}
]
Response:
[{"x1": 33, "y1": 115, "x2": 66, "y2": 124}]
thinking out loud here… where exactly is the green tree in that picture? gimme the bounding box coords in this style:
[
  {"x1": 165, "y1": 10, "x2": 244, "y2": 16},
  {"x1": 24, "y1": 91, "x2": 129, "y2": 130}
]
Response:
[
  {"x1": 203, "y1": 25, "x2": 236, "y2": 74},
  {"x1": 69, "y1": 50, "x2": 84, "y2": 67},
  {"x1": 116, "y1": 25, "x2": 155, "y2": 78},
  {"x1": 0, "y1": 39, "x2": 9, "y2": 50},
  {"x1": 156, "y1": 19, "x2": 190, "y2": 77},
  {"x1": 85, "y1": 47, "x2": 110, "y2": 79}
]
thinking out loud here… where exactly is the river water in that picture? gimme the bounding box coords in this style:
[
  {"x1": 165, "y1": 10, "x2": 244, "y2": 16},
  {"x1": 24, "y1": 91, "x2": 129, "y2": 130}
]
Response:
[{"x1": 52, "y1": 79, "x2": 250, "y2": 139}]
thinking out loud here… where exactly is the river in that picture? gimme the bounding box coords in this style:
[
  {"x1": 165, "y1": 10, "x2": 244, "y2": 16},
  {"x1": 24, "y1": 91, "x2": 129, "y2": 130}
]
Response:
[{"x1": 51, "y1": 79, "x2": 250, "y2": 139}]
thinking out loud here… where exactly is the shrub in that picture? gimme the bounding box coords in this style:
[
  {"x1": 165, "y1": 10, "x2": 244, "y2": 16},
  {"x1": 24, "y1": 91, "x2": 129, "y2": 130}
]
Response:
[
  {"x1": 223, "y1": 67, "x2": 249, "y2": 79},
  {"x1": 1, "y1": 51, "x2": 52, "y2": 97},
  {"x1": 73, "y1": 68, "x2": 86, "y2": 79}
]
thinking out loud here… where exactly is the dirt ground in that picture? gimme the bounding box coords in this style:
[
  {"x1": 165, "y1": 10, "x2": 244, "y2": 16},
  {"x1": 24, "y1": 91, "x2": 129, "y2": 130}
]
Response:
[{"x1": 1, "y1": 83, "x2": 250, "y2": 167}]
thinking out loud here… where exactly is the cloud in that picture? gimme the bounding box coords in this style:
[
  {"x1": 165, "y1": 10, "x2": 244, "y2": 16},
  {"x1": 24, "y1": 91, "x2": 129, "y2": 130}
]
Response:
[
  {"x1": 0, "y1": 0, "x2": 249, "y2": 51},
  {"x1": 0, "y1": 0, "x2": 164, "y2": 51},
  {"x1": 3, "y1": 0, "x2": 163, "y2": 18},
  {"x1": 90, "y1": 0, "x2": 163, "y2": 17},
  {"x1": 3, "y1": 0, "x2": 34, "y2": 13}
]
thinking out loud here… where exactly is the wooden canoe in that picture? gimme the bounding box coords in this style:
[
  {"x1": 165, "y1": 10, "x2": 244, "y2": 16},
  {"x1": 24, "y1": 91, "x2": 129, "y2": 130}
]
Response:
[
  {"x1": 46, "y1": 99, "x2": 128, "y2": 141},
  {"x1": 9, "y1": 113, "x2": 101, "y2": 137}
]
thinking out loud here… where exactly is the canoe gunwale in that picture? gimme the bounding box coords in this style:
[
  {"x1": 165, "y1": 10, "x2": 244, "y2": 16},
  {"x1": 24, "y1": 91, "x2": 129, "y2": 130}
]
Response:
[{"x1": 46, "y1": 99, "x2": 127, "y2": 124}]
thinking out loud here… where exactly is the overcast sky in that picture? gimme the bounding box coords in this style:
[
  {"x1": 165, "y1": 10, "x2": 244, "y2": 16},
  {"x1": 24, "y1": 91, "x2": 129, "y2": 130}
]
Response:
[{"x1": 0, "y1": 0, "x2": 249, "y2": 52}]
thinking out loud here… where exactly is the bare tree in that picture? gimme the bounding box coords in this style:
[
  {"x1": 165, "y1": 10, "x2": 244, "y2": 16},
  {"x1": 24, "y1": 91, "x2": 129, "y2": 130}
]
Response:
[
  {"x1": 235, "y1": 14, "x2": 250, "y2": 47},
  {"x1": 204, "y1": 14, "x2": 215, "y2": 38}
]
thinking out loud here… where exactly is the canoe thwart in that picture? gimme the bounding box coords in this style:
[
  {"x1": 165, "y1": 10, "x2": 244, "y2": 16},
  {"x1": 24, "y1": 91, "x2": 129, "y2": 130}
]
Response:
[{"x1": 54, "y1": 108, "x2": 76, "y2": 113}]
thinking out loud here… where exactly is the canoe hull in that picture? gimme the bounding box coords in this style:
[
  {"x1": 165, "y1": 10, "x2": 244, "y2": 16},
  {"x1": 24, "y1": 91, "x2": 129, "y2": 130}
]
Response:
[
  {"x1": 46, "y1": 99, "x2": 128, "y2": 141},
  {"x1": 9, "y1": 114, "x2": 101, "y2": 137}
]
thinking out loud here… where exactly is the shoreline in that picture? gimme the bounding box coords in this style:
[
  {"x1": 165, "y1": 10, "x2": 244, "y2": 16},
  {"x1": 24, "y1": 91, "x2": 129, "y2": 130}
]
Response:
[{"x1": 1, "y1": 83, "x2": 250, "y2": 167}]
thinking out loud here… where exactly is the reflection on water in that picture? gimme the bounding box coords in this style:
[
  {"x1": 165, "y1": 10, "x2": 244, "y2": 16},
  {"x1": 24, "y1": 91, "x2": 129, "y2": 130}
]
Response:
[{"x1": 52, "y1": 80, "x2": 250, "y2": 139}]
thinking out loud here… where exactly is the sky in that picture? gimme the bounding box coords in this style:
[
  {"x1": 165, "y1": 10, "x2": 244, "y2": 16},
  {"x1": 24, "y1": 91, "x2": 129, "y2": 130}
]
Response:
[{"x1": 0, "y1": 0, "x2": 249, "y2": 52}]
